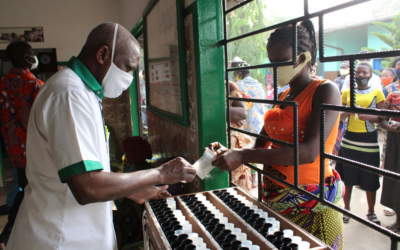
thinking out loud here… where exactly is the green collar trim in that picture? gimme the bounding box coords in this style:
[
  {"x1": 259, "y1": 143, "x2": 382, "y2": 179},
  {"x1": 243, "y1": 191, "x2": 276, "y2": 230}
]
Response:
[{"x1": 67, "y1": 57, "x2": 104, "y2": 99}]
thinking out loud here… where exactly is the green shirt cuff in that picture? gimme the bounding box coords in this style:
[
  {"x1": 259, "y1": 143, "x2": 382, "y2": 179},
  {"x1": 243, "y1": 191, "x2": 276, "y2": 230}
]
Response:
[{"x1": 58, "y1": 160, "x2": 103, "y2": 183}]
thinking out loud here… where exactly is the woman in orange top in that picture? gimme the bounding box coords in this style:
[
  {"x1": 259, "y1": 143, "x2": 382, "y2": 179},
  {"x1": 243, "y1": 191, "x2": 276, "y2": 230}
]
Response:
[{"x1": 212, "y1": 20, "x2": 343, "y2": 249}]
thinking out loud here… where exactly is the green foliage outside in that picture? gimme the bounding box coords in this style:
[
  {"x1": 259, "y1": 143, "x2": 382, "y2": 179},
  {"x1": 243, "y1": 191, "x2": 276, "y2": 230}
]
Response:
[
  {"x1": 364, "y1": 12, "x2": 400, "y2": 68},
  {"x1": 226, "y1": 0, "x2": 268, "y2": 83}
]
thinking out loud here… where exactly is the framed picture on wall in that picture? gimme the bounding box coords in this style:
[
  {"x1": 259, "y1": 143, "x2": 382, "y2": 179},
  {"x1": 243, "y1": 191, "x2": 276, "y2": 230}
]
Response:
[
  {"x1": 0, "y1": 26, "x2": 44, "y2": 43},
  {"x1": 143, "y1": 0, "x2": 189, "y2": 126}
]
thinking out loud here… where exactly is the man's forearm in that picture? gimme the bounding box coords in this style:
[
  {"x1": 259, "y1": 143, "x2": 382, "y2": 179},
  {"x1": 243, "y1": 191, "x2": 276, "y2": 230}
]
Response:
[{"x1": 68, "y1": 168, "x2": 163, "y2": 204}]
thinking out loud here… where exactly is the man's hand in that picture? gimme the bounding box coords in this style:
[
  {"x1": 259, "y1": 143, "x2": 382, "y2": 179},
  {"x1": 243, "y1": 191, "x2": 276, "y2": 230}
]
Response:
[
  {"x1": 126, "y1": 185, "x2": 170, "y2": 204},
  {"x1": 158, "y1": 157, "x2": 196, "y2": 184},
  {"x1": 212, "y1": 148, "x2": 244, "y2": 171}
]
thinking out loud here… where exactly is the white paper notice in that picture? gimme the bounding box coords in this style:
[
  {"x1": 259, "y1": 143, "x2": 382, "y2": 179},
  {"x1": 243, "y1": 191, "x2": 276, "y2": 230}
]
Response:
[{"x1": 193, "y1": 148, "x2": 216, "y2": 179}]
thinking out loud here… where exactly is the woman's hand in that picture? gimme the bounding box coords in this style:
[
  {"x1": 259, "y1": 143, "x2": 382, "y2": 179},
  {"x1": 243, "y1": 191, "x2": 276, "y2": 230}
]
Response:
[
  {"x1": 379, "y1": 120, "x2": 400, "y2": 132},
  {"x1": 208, "y1": 142, "x2": 228, "y2": 155},
  {"x1": 340, "y1": 112, "x2": 349, "y2": 122},
  {"x1": 212, "y1": 149, "x2": 244, "y2": 171}
]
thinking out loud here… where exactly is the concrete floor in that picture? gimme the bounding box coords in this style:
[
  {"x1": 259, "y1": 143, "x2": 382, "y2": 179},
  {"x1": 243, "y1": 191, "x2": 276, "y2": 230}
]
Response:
[
  {"x1": 248, "y1": 179, "x2": 399, "y2": 250},
  {"x1": 342, "y1": 185, "x2": 399, "y2": 250}
]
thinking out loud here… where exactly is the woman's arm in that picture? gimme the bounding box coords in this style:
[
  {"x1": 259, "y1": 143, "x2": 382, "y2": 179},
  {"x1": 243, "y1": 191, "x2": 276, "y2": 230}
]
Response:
[
  {"x1": 254, "y1": 129, "x2": 269, "y2": 148},
  {"x1": 358, "y1": 101, "x2": 386, "y2": 122},
  {"x1": 230, "y1": 106, "x2": 246, "y2": 124},
  {"x1": 212, "y1": 82, "x2": 341, "y2": 171}
]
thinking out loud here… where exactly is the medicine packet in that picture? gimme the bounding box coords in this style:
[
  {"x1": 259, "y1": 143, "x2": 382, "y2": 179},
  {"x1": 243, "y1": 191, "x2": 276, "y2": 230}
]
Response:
[{"x1": 193, "y1": 148, "x2": 216, "y2": 179}]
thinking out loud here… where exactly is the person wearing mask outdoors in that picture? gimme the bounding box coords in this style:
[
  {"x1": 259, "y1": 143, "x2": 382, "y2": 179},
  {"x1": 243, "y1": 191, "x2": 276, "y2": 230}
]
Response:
[
  {"x1": 382, "y1": 68, "x2": 400, "y2": 97},
  {"x1": 381, "y1": 68, "x2": 398, "y2": 91},
  {"x1": 341, "y1": 58, "x2": 382, "y2": 91},
  {"x1": 334, "y1": 61, "x2": 349, "y2": 91},
  {"x1": 0, "y1": 41, "x2": 45, "y2": 249},
  {"x1": 6, "y1": 23, "x2": 196, "y2": 250},
  {"x1": 336, "y1": 62, "x2": 385, "y2": 225},
  {"x1": 210, "y1": 20, "x2": 344, "y2": 249}
]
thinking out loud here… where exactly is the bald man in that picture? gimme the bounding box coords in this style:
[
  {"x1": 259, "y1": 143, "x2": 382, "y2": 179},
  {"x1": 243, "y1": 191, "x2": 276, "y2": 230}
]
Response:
[{"x1": 6, "y1": 23, "x2": 196, "y2": 250}]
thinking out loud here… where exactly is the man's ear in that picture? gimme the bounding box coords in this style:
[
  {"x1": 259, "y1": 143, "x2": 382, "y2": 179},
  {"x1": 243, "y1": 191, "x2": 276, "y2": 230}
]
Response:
[{"x1": 96, "y1": 45, "x2": 110, "y2": 65}]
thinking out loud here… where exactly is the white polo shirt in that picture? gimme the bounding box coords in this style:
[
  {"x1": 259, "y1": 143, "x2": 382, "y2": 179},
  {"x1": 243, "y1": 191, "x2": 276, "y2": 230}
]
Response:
[{"x1": 7, "y1": 57, "x2": 117, "y2": 250}]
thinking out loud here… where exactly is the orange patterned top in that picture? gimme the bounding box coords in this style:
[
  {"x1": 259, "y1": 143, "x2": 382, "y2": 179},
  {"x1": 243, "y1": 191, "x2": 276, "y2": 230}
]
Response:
[{"x1": 263, "y1": 79, "x2": 339, "y2": 185}]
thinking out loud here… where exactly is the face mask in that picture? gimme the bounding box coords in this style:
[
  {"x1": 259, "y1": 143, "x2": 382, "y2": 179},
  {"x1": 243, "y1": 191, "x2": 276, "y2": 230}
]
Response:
[
  {"x1": 356, "y1": 77, "x2": 369, "y2": 87},
  {"x1": 30, "y1": 56, "x2": 39, "y2": 70},
  {"x1": 276, "y1": 52, "x2": 312, "y2": 87},
  {"x1": 381, "y1": 76, "x2": 394, "y2": 86},
  {"x1": 339, "y1": 68, "x2": 349, "y2": 76},
  {"x1": 102, "y1": 24, "x2": 134, "y2": 98}
]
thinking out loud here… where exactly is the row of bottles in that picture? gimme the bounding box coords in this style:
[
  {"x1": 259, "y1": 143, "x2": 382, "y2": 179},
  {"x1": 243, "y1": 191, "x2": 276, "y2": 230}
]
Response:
[
  {"x1": 213, "y1": 189, "x2": 310, "y2": 250},
  {"x1": 181, "y1": 193, "x2": 261, "y2": 250},
  {"x1": 149, "y1": 198, "x2": 210, "y2": 250}
]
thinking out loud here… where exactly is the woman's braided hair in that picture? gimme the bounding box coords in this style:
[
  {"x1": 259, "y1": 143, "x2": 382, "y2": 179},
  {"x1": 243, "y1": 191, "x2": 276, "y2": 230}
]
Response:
[{"x1": 267, "y1": 20, "x2": 317, "y2": 66}]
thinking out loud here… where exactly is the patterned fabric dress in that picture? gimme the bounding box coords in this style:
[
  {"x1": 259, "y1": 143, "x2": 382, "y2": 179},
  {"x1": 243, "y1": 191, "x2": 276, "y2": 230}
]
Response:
[
  {"x1": 262, "y1": 79, "x2": 344, "y2": 250},
  {"x1": 0, "y1": 68, "x2": 44, "y2": 169},
  {"x1": 236, "y1": 76, "x2": 266, "y2": 134},
  {"x1": 230, "y1": 89, "x2": 253, "y2": 191}
]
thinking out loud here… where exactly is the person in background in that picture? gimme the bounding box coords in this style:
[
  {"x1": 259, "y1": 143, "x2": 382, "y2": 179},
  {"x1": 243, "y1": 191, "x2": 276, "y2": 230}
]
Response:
[
  {"x1": 231, "y1": 57, "x2": 266, "y2": 135},
  {"x1": 379, "y1": 68, "x2": 399, "y2": 211},
  {"x1": 228, "y1": 81, "x2": 253, "y2": 191},
  {"x1": 379, "y1": 96, "x2": 400, "y2": 233},
  {"x1": 334, "y1": 61, "x2": 349, "y2": 91},
  {"x1": 265, "y1": 81, "x2": 274, "y2": 100},
  {"x1": 6, "y1": 23, "x2": 196, "y2": 250},
  {"x1": 231, "y1": 58, "x2": 266, "y2": 188},
  {"x1": 392, "y1": 57, "x2": 400, "y2": 79},
  {"x1": 0, "y1": 41, "x2": 45, "y2": 249},
  {"x1": 382, "y1": 68, "x2": 399, "y2": 97},
  {"x1": 336, "y1": 62, "x2": 385, "y2": 225},
  {"x1": 211, "y1": 20, "x2": 344, "y2": 249},
  {"x1": 378, "y1": 58, "x2": 400, "y2": 222},
  {"x1": 341, "y1": 60, "x2": 382, "y2": 91}
]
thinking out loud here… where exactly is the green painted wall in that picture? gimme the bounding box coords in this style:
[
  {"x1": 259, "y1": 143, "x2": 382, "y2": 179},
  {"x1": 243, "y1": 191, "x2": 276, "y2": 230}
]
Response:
[{"x1": 194, "y1": 0, "x2": 229, "y2": 190}]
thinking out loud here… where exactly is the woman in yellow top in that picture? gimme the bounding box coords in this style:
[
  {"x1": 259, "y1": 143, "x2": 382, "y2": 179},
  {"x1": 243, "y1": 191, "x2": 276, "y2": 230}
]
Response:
[
  {"x1": 211, "y1": 20, "x2": 344, "y2": 249},
  {"x1": 336, "y1": 62, "x2": 385, "y2": 225}
]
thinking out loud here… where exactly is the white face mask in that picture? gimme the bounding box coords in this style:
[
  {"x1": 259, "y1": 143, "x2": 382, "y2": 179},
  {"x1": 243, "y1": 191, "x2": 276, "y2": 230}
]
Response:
[
  {"x1": 30, "y1": 56, "x2": 39, "y2": 70},
  {"x1": 339, "y1": 68, "x2": 349, "y2": 76},
  {"x1": 276, "y1": 51, "x2": 312, "y2": 87},
  {"x1": 102, "y1": 24, "x2": 134, "y2": 98}
]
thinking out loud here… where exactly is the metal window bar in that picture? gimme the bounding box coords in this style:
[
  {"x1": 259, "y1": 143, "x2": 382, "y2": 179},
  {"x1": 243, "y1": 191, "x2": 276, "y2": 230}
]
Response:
[
  {"x1": 221, "y1": 0, "x2": 400, "y2": 249},
  {"x1": 320, "y1": 105, "x2": 400, "y2": 249},
  {"x1": 222, "y1": 0, "x2": 233, "y2": 186}
]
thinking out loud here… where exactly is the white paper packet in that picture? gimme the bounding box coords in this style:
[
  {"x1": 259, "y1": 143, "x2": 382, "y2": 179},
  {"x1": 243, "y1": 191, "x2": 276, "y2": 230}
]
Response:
[{"x1": 193, "y1": 148, "x2": 216, "y2": 179}]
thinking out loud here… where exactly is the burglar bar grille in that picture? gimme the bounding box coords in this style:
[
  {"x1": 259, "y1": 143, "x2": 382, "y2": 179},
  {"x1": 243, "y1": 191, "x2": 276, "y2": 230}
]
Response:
[{"x1": 221, "y1": 0, "x2": 400, "y2": 249}]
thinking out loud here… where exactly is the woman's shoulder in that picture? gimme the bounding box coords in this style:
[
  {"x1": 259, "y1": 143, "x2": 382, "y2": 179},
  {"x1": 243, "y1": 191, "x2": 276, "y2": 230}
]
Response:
[{"x1": 315, "y1": 79, "x2": 341, "y2": 96}]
